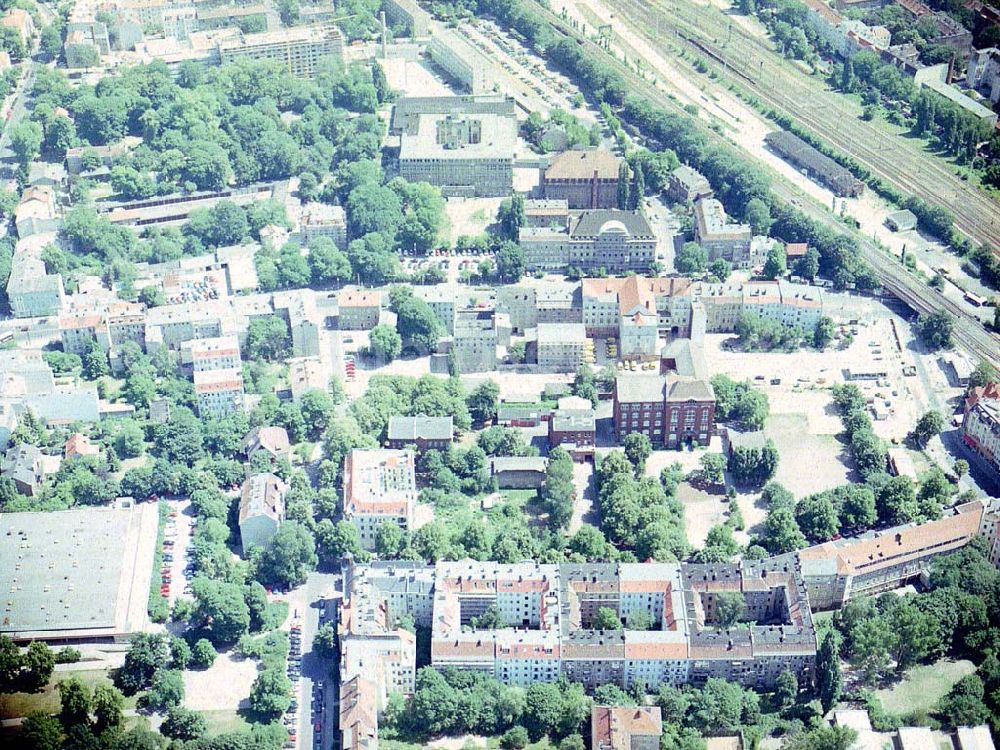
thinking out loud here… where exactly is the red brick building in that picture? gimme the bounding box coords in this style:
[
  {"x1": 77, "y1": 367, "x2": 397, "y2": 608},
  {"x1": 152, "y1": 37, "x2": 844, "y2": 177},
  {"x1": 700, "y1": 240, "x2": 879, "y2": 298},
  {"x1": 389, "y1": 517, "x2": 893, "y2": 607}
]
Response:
[
  {"x1": 542, "y1": 149, "x2": 621, "y2": 209},
  {"x1": 613, "y1": 375, "x2": 715, "y2": 447}
]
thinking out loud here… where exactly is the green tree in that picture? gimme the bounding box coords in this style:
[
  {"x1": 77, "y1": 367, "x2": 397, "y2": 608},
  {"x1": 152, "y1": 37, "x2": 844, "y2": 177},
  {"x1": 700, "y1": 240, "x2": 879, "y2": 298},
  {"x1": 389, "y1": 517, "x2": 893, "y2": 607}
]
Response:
[
  {"x1": 699, "y1": 452, "x2": 726, "y2": 485},
  {"x1": 376, "y1": 520, "x2": 407, "y2": 558},
  {"x1": 58, "y1": 677, "x2": 91, "y2": 729},
  {"x1": 714, "y1": 591, "x2": 745, "y2": 627},
  {"x1": 887, "y1": 600, "x2": 937, "y2": 671},
  {"x1": 396, "y1": 295, "x2": 443, "y2": 353},
  {"x1": 542, "y1": 447, "x2": 576, "y2": 532},
  {"x1": 161, "y1": 706, "x2": 208, "y2": 740},
  {"x1": 245, "y1": 315, "x2": 291, "y2": 361},
  {"x1": 255, "y1": 521, "x2": 318, "y2": 588},
  {"x1": 762, "y1": 244, "x2": 787, "y2": 279},
  {"x1": 709, "y1": 258, "x2": 732, "y2": 281},
  {"x1": 623, "y1": 432, "x2": 652, "y2": 476},
  {"x1": 915, "y1": 310, "x2": 953, "y2": 350},
  {"x1": 81, "y1": 339, "x2": 110, "y2": 380},
  {"x1": 816, "y1": 630, "x2": 842, "y2": 712},
  {"x1": 745, "y1": 197, "x2": 772, "y2": 235},
  {"x1": 728, "y1": 441, "x2": 779, "y2": 487},
  {"x1": 593, "y1": 606, "x2": 623, "y2": 630},
  {"x1": 784, "y1": 726, "x2": 857, "y2": 750},
  {"x1": 10, "y1": 121, "x2": 43, "y2": 171},
  {"x1": 850, "y1": 617, "x2": 893, "y2": 683},
  {"x1": 116, "y1": 633, "x2": 170, "y2": 694},
  {"x1": 760, "y1": 507, "x2": 805, "y2": 553},
  {"x1": 795, "y1": 493, "x2": 839, "y2": 543},
  {"x1": 299, "y1": 388, "x2": 336, "y2": 439},
  {"x1": 308, "y1": 237, "x2": 352, "y2": 286},
  {"x1": 468, "y1": 380, "x2": 500, "y2": 425},
  {"x1": 911, "y1": 410, "x2": 944, "y2": 447},
  {"x1": 91, "y1": 683, "x2": 124, "y2": 733},
  {"x1": 191, "y1": 578, "x2": 251, "y2": 644},
  {"x1": 502, "y1": 726, "x2": 530, "y2": 750},
  {"x1": 837, "y1": 485, "x2": 877, "y2": 533},
  {"x1": 315, "y1": 518, "x2": 363, "y2": 564},
  {"x1": 369, "y1": 323, "x2": 402, "y2": 362},
  {"x1": 495, "y1": 241, "x2": 526, "y2": 283},
  {"x1": 675, "y1": 242, "x2": 708, "y2": 274},
  {"x1": 410, "y1": 668, "x2": 458, "y2": 735},
  {"x1": 314, "y1": 623, "x2": 338, "y2": 659},
  {"x1": 938, "y1": 675, "x2": 990, "y2": 726},
  {"x1": 775, "y1": 669, "x2": 798, "y2": 708},
  {"x1": 17, "y1": 641, "x2": 55, "y2": 693},
  {"x1": 190, "y1": 639, "x2": 217, "y2": 670},
  {"x1": 795, "y1": 247, "x2": 821, "y2": 280},
  {"x1": 617, "y1": 162, "x2": 631, "y2": 210},
  {"x1": 144, "y1": 668, "x2": 184, "y2": 711},
  {"x1": 498, "y1": 193, "x2": 526, "y2": 240},
  {"x1": 20, "y1": 713, "x2": 63, "y2": 750},
  {"x1": 249, "y1": 668, "x2": 291, "y2": 719},
  {"x1": 814, "y1": 316, "x2": 835, "y2": 348}
]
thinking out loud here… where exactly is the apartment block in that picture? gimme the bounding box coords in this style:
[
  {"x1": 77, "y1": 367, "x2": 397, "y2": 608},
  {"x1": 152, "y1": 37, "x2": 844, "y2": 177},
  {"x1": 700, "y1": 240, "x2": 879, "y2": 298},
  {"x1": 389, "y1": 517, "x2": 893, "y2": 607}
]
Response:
[
  {"x1": 340, "y1": 558, "x2": 813, "y2": 698},
  {"x1": 452, "y1": 309, "x2": 500, "y2": 373},
  {"x1": 799, "y1": 500, "x2": 985, "y2": 609},
  {"x1": 300, "y1": 203, "x2": 347, "y2": 249},
  {"x1": 239, "y1": 472, "x2": 286, "y2": 555},
  {"x1": 549, "y1": 396, "x2": 596, "y2": 461},
  {"x1": 497, "y1": 281, "x2": 580, "y2": 335},
  {"x1": 193, "y1": 366, "x2": 245, "y2": 418},
  {"x1": 693, "y1": 280, "x2": 824, "y2": 333},
  {"x1": 382, "y1": 0, "x2": 430, "y2": 37},
  {"x1": 386, "y1": 415, "x2": 454, "y2": 452},
  {"x1": 667, "y1": 166, "x2": 712, "y2": 204},
  {"x1": 342, "y1": 449, "x2": 417, "y2": 551},
  {"x1": 427, "y1": 29, "x2": 491, "y2": 93},
  {"x1": 592, "y1": 706, "x2": 662, "y2": 750},
  {"x1": 963, "y1": 383, "x2": 1000, "y2": 482},
  {"x1": 693, "y1": 198, "x2": 751, "y2": 263},
  {"x1": 338, "y1": 290, "x2": 381, "y2": 331},
  {"x1": 180, "y1": 334, "x2": 241, "y2": 372},
  {"x1": 218, "y1": 24, "x2": 344, "y2": 78},
  {"x1": 536, "y1": 323, "x2": 586, "y2": 371}
]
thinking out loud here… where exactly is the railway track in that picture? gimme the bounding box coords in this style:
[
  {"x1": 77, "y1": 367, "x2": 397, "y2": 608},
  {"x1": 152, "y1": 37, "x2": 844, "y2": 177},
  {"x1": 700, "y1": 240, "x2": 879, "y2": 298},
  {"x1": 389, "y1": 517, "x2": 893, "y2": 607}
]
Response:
[
  {"x1": 605, "y1": 0, "x2": 1000, "y2": 251},
  {"x1": 527, "y1": 0, "x2": 1000, "y2": 368}
]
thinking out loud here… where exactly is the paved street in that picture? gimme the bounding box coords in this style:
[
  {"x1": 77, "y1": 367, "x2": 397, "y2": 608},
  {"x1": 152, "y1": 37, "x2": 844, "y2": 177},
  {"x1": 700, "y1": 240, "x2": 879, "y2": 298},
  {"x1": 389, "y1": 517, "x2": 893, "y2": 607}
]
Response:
[{"x1": 286, "y1": 572, "x2": 339, "y2": 750}]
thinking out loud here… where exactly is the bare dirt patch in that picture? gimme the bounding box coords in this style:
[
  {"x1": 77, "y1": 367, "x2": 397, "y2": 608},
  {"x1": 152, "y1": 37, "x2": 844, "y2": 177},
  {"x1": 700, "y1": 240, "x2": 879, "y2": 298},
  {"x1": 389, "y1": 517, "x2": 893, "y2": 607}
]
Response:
[{"x1": 182, "y1": 651, "x2": 257, "y2": 713}]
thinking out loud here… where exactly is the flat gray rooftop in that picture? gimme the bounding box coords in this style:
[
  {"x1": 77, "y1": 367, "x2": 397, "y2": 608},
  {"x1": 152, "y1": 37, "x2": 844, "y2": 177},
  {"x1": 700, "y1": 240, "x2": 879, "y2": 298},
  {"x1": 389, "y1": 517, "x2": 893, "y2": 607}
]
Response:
[{"x1": 0, "y1": 503, "x2": 158, "y2": 640}]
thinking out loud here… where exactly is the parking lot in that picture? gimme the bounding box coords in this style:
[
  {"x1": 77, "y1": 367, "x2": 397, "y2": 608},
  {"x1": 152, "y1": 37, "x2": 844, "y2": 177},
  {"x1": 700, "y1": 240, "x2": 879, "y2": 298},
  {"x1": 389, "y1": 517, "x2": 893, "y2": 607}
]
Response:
[{"x1": 161, "y1": 499, "x2": 196, "y2": 607}]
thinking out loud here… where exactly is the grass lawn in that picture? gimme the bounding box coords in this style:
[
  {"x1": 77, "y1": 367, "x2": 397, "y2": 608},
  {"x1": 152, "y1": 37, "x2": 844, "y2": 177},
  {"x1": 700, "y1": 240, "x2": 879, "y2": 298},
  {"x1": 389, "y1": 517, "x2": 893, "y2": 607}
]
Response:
[
  {"x1": 0, "y1": 669, "x2": 140, "y2": 720},
  {"x1": 201, "y1": 709, "x2": 253, "y2": 736},
  {"x1": 875, "y1": 659, "x2": 975, "y2": 715},
  {"x1": 499, "y1": 489, "x2": 540, "y2": 506}
]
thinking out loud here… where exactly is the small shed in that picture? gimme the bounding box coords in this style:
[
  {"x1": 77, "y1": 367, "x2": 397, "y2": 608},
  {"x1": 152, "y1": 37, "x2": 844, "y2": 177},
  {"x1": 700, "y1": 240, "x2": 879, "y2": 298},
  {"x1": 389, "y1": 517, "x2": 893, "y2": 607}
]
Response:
[{"x1": 885, "y1": 209, "x2": 918, "y2": 232}]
